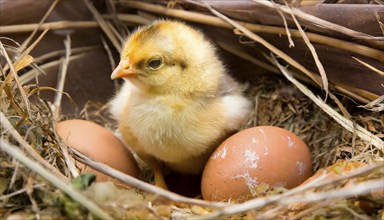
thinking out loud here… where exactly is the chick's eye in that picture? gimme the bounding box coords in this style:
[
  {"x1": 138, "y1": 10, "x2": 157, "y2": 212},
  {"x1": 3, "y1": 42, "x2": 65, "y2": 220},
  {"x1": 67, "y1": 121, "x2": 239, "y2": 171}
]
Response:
[{"x1": 147, "y1": 58, "x2": 162, "y2": 70}]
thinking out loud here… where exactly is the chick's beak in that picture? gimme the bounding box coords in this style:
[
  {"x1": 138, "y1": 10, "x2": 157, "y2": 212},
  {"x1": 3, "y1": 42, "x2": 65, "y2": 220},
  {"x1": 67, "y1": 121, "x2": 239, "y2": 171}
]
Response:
[{"x1": 111, "y1": 59, "x2": 136, "y2": 80}]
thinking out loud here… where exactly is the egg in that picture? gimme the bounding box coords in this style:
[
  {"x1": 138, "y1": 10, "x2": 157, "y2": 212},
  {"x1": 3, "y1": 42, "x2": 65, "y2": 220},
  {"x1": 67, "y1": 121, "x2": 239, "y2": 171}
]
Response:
[
  {"x1": 201, "y1": 126, "x2": 312, "y2": 202},
  {"x1": 56, "y1": 119, "x2": 139, "y2": 182},
  {"x1": 300, "y1": 160, "x2": 367, "y2": 186},
  {"x1": 301, "y1": 160, "x2": 383, "y2": 201}
]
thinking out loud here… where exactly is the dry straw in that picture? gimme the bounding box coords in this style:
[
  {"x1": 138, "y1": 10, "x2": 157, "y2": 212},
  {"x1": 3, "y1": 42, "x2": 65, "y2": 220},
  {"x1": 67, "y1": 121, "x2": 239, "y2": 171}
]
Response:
[{"x1": 1, "y1": 0, "x2": 383, "y2": 219}]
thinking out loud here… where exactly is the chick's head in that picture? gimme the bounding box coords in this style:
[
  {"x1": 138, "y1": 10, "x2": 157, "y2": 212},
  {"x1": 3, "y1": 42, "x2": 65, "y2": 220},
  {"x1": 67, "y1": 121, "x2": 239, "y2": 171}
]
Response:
[{"x1": 111, "y1": 20, "x2": 224, "y2": 94}]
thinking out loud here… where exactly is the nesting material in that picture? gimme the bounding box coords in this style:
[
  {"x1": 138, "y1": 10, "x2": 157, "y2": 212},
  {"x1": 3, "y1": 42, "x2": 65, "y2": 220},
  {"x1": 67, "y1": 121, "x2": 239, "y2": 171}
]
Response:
[{"x1": 0, "y1": 0, "x2": 383, "y2": 219}]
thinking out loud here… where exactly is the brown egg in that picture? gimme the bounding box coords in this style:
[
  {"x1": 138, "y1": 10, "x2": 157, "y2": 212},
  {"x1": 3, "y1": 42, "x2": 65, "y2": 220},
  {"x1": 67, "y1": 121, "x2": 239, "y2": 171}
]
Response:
[
  {"x1": 201, "y1": 126, "x2": 312, "y2": 202},
  {"x1": 301, "y1": 160, "x2": 383, "y2": 201},
  {"x1": 300, "y1": 160, "x2": 367, "y2": 186},
  {"x1": 57, "y1": 119, "x2": 139, "y2": 181}
]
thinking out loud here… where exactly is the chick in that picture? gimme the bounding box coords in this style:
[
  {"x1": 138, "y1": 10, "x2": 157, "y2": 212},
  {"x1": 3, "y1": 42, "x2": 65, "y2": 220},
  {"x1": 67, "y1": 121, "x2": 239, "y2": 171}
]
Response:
[{"x1": 109, "y1": 20, "x2": 251, "y2": 188}]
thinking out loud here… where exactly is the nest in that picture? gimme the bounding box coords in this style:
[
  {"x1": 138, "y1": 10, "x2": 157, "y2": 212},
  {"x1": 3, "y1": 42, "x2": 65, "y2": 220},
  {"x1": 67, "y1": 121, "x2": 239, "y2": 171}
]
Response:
[{"x1": 1, "y1": 0, "x2": 383, "y2": 219}]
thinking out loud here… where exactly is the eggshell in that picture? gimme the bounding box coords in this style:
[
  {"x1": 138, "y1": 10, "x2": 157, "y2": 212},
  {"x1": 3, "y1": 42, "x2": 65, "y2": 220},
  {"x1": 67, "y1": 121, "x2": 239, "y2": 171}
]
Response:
[
  {"x1": 201, "y1": 126, "x2": 312, "y2": 201},
  {"x1": 57, "y1": 119, "x2": 139, "y2": 181},
  {"x1": 300, "y1": 160, "x2": 367, "y2": 186},
  {"x1": 301, "y1": 160, "x2": 383, "y2": 201}
]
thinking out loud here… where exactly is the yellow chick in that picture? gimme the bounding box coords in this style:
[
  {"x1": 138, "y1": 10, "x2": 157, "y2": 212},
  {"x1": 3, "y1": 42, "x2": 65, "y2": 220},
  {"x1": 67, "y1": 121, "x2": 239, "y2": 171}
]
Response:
[{"x1": 109, "y1": 20, "x2": 250, "y2": 188}]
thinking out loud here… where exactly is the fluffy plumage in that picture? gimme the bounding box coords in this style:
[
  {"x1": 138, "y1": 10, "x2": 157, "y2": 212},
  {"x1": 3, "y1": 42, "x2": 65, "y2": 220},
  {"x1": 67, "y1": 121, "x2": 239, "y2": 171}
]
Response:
[{"x1": 109, "y1": 20, "x2": 250, "y2": 185}]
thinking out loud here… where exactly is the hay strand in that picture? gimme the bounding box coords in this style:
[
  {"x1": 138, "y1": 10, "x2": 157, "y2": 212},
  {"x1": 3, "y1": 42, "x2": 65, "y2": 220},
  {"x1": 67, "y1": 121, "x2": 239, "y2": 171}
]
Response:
[
  {"x1": 284, "y1": 2, "x2": 329, "y2": 97},
  {"x1": 0, "y1": 21, "x2": 99, "y2": 34},
  {"x1": 352, "y1": 56, "x2": 384, "y2": 76},
  {"x1": 53, "y1": 34, "x2": 71, "y2": 117}
]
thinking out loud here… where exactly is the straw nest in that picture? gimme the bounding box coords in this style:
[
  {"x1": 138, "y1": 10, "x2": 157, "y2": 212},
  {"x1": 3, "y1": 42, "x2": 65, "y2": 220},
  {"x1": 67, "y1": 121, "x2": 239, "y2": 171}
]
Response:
[{"x1": 1, "y1": 0, "x2": 383, "y2": 219}]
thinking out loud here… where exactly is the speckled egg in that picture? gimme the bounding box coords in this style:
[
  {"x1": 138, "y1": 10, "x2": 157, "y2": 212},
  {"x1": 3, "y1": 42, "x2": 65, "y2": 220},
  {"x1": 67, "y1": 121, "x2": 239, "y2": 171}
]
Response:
[
  {"x1": 57, "y1": 119, "x2": 140, "y2": 182},
  {"x1": 201, "y1": 126, "x2": 312, "y2": 201}
]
